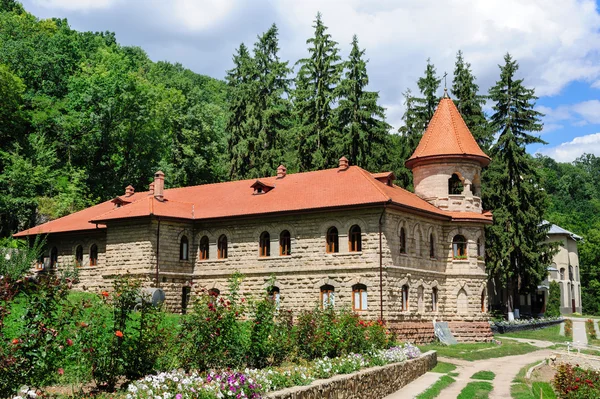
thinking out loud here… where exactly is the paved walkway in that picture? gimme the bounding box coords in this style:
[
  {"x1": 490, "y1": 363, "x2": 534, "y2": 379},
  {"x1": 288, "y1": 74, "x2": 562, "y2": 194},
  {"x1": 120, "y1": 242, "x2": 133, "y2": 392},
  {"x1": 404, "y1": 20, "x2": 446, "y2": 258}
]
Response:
[
  {"x1": 568, "y1": 317, "x2": 588, "y2": 347},
  {"x1": 498, "y1": 336, "x2": 557, "y2": 348}
]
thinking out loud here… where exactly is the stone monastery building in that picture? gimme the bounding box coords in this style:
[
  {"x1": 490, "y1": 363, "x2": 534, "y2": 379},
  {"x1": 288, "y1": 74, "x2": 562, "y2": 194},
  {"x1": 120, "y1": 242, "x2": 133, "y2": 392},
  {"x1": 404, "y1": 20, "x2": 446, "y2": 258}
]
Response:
[{"x1": 16, "y1": 96, "x2": 494, "y2": 342}]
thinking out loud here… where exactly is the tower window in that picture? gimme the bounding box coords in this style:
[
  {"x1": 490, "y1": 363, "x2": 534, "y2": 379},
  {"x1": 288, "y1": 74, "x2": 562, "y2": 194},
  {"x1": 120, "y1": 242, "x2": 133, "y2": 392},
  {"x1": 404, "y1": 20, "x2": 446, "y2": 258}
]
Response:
[
  {"x1": 326, "y1": 227, "x2": 339, "y2": 253},
  {"x1": 199, "y1": 236, "x2": 209, "y2": 260},
  {"x1": 453, "y1": 235, "x2": 467, "y2": 259},
  {"x1": 477, "y1": 238, "x2": 483, "y2": 257},
  {"x1": 279, "y1": 230, "x2": 291, "y2": 256},
  {"x1": 429, "y1": 234, "x2": 435, "y2": 258},
  {"x1": 180, "y1": 236, "x2": 189, "y2": 261},
  {"x1": 349, "y1": 225, "x2": 362, "y2": 252},
  {"x1": 399, "y1": 227, "x2": 407, "y2": 254},
  {"x1": 259, "y1": 231, "x2": 271, "y2": 257},
  {"x1": 90, "y1": 244, "x2": 98, "y2": 266},
  {"x1": 217, "y1": 235, "x2": 228, "y2": 259},
  {"x1": 448, "y1": 173, "x2": 463, "y2": 195},
  {"x1": 402, "y1": 284, "x2": 409, "y2": 311}
]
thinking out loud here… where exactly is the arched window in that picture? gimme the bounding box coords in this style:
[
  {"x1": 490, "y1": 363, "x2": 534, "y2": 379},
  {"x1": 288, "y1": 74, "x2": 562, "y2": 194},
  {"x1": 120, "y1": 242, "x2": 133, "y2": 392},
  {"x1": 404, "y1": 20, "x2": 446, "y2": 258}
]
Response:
[
  {"x1": 217, "y1": 235, "x2": 228, "y2": 259},
  {"x1": 477, "y1": 238, "x2": 483, "y2": 257},
  {"x1": 50, "y1": 247, "x2": 58, "y2": 268},
  {"x1": 199, "y1": 236, "x2": 209, "y2": 260},
  {"x1": 453, "y1": 235, "x2": 467, "y2": 259},
  {"x1": 432, "y1": 287, "x2": 438, "y2": 312},
  {"x1": 457, "y1": 288, "x2": 468, "y2": 313},
  {"x1": 326, "y1": 227, "x2": 339, "y2": 253},
  {"x1": 259, "y1": 231, "x2": 271, "y2": 257},
  {"x1": 429, "y1": 234, "x2": 435, "y2": 258},
  {"x1": 75, "y1": 245, "x2": 83, "y2": 267},
  {"x1": 89, "y1": 244, "x2": 98, "y2": 266},
  {"x1": 417, "y1": 286, "x2": 424, "y2": 312},
  {"x1": 320, "y1": 284, "x2": 335, "y2": 309},
  {"x1": 352, "y1": 284, "x2": 367, "y2": 311},
  {"x1": 180, "y1": 236, "x2": 189, "y2": 261},
  {"x1": 559, "y1": 268, "x2": 565, "y2": 280},
  {"x1": 448, "y1": 173, "x2": 463, "y2": 195},
  {"x1": 402, "y1": 284, "x2": 409, "y2": 311},
  {"x1": 349, "y1": 225, "x2": 362, "y2": 252},
  {"x1": 400, "y1": 228, "x2": 407, "y2": 254},
  {"x1": 279, "y1": 230, "x2": 291, "y2": 256},
  {"x1": 269, "y1": 286, "x2": 280, "y2": 309}
]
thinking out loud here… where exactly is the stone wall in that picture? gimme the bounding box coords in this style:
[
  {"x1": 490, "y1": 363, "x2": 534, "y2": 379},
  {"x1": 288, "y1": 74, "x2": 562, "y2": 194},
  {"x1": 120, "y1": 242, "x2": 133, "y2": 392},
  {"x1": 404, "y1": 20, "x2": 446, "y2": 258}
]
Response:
[
  {"x1": 389, "y1": 322, "x2": 436, "y2": 344},
  {"x1": 447, "y1": 322, "x2": 493, "y2": 342},
  {"x1": 265, "y1": 350, "x2": 437, "y2": 399}
]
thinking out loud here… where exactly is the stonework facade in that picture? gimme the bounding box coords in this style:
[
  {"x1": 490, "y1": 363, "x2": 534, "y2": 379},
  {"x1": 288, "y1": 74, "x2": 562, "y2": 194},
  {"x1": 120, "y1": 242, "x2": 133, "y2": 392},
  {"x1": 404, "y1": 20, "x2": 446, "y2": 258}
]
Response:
[{"x1": 21, "y1": 96, "x2": 493, "y2": 343}]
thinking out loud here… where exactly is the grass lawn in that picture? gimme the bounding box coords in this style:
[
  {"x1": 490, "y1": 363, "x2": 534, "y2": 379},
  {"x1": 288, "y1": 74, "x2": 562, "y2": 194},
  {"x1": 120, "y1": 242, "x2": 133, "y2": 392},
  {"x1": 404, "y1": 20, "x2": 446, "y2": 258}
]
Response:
[
  {"x1": 471, "y1": 370, "x2": 495, "y2": 381},
  {"x1": 500, "y1": 324, "x2": 570, "y2": 343},
  {"x1": 416, "y1": 375, "x2": 455, "y2": 399},
  {"x1": 431, "y1": 362, "x2": 457, "y2": 374},
  {"x1": 420, "y1": 339, "x2": 539, "y2": 361},
  {"x1": 457, "y1": 381, "x2": 493, "y2": 399},
  {"x1": 511, "y1": 360, "x2": 557, "y2": 399}
]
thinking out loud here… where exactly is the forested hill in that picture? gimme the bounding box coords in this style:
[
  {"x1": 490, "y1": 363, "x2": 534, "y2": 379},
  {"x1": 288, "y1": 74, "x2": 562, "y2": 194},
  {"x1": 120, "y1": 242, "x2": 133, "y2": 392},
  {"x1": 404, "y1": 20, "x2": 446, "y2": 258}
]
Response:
[{"x1": 0, "y1": 2, "x2": 229, "y2": 237}]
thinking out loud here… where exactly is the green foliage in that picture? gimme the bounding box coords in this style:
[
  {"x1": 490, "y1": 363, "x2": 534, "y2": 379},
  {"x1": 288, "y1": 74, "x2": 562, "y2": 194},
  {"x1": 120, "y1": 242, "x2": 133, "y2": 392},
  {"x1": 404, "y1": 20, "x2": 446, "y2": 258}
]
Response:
[
  {"x1": 546, "y1": 281, "x2": 561, "y2": 317},
  {"x1": 335, "y1": 35, "x2": 391, "y2": 172},
  {"x1": 293, "y1": 12, "x2": 343, "y2": 171},
  {"x1": 484, "y1": 53, "x2": 556, "y2": 314},
  {"x1": 451, "y1": 50, "x2": 492, "y2": 151},
  {"x1": 457, "y1": 381, "x2": 493, "y2": 399}
]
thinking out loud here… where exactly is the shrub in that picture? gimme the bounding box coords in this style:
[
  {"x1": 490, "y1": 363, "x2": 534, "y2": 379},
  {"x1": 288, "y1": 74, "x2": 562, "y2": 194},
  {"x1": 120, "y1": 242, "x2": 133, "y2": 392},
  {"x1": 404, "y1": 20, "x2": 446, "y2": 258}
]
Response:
[
  {"x1": 179, "y1": 273, "x2": 249, "y2": 371},
  {"x1": 554, "y1": 363, "x2": 600, "y2": 398},
  {"x1": 565, "y1": 319, "x2": 573, "y2": 339},
  {"x1": 546, "y1": 281, "x2": 561, "y2": 317},
  {"x1": 586, "y1": 319, "x2": 596, "y2": 340}
]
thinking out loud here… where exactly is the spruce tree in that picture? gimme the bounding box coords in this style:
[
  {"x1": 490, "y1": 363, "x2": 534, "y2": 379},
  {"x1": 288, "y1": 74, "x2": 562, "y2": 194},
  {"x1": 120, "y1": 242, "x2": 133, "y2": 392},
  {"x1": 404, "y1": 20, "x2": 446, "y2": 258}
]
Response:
[
  {"x1": 335, "y1": 35, "x2": 390, "y2": 171},
  {"x1": 226, "y1": 43, "x2": 255, "y2": 179},
  {"x1": 451, "y1": 50, "x2": 492, "y2": 151},
  {"x1": 415, "y1": 58, "x2": 441, "y2": 130},
  {"x1": 395, "y1": 89, "x2": 421, "y2": 188},
  {"x1": 249, "y1": 24, "x2": 292, "y2": 178},
  {"x1": 484, "y1": 53, "x2": 556, "y2": 318},
  {"x1": 293, "y1": 13, "x2": 343, "y2": 171}
]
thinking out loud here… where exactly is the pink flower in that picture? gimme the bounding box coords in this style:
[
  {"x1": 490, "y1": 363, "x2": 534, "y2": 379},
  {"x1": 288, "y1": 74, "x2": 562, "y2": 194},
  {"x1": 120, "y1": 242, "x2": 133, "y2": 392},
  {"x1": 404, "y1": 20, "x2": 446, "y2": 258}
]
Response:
[
  {"x1": 66, "y1": 338, "x2": 73, "y2": 346},
  {"x1": 58, "y1": 368, "x2": 64, "y2": 375}
]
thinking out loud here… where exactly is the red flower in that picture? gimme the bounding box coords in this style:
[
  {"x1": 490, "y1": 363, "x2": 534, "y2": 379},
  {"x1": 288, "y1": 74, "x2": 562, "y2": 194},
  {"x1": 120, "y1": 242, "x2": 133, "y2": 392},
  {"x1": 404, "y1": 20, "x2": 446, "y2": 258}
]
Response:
[
  {"x1": 57, "y1": 368, "x2": 64, "y2": 375},
  {"x1": 11, "y1": 338, "x2": 19, "y2": 345},
  {"x1": 101, "y1": 291, "x2": 109, "y2": 298},
  {"x1": 66, "y1": 338, "x2": 73, "y2": 346},
  {"x1": 115, "y1": 330, "x2": 123, "y2": 338},
  {"x1": 79, "y1": 322, "x2": 89, "y2": 328}
]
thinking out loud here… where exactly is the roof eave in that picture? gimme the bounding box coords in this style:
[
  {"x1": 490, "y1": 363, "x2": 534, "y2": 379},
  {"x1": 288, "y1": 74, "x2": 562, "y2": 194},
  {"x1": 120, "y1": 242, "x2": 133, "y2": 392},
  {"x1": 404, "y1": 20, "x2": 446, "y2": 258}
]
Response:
[{"x1": 405, "y1": 153, "x2": 491, "y2": 169}]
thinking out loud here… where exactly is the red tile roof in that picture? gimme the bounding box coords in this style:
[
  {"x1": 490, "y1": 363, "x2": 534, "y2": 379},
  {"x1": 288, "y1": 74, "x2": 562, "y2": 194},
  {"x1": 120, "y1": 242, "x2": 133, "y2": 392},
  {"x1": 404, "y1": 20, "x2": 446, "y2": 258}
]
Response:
[
  {"x1": 406, "y1": 96, "x2": 490, "y2": 168},
  {"x1": 14, "y1": 165, "x2": 492, "y2": 237}
]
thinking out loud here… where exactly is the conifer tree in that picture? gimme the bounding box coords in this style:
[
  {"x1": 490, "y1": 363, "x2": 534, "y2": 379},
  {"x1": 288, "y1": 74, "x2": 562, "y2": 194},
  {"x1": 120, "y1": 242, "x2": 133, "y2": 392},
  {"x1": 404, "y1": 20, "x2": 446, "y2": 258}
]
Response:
[
  {"x1": 293, "y1": 13, "x2": 343, "y2": 171},
  {"x1": 395, "y1": 89, "x2": 421, "y2": 188},
  {"x1": 451, "y1": 50, "x2": 492, "y2": 151},
  {"x1": 484, "y1": 53, "x2": 555, "y2": 318},
  {"x1": 336, "y1": 35, "x2": 390, "y2": 171},
  {"x1": 415, "y1": 59, "x2": 441, "y2": 129},
  {"x1": 226, "y1": 43, "x2": 255, "y2": 179}
]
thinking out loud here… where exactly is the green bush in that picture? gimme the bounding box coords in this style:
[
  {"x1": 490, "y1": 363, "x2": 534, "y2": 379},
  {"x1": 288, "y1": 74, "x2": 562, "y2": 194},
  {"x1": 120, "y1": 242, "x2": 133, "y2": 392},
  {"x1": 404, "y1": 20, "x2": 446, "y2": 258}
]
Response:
[{"x1": 546, "y1": 281, "x2": 561, "y2": 318}]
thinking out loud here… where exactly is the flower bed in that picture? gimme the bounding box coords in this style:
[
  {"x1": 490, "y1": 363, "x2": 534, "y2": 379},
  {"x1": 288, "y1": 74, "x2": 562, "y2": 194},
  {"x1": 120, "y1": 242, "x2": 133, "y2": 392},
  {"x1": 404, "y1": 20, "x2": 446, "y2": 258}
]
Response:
[
  {"x1": 122, "y1": 344, "x2": 422, "y2": 399},
  {"x1": 490, "y1": 316, "x2": 564, "y2": 334},
  {"x1": 553, "y1": 363, "x2": 600, "y2": 398}
]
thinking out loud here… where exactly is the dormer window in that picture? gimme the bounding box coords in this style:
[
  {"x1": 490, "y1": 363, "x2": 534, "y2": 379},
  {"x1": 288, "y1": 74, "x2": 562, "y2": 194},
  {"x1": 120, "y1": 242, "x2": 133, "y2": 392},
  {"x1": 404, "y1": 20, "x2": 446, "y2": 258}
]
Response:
[
  {"x1": 111, "y1": 197, "x2": 131, "y2": 209},
  {"x1": 373, "y1": 172, "x2": 396, "y2": 187},
  {"x1": 251, "y1": 180, "x2": 274, "y2": 195}
]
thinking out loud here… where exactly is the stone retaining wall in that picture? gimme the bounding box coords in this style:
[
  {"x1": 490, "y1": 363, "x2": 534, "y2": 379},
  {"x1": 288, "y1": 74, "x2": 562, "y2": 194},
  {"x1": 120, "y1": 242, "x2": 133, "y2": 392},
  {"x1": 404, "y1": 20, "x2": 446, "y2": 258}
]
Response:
[
  {"x1": 265, "y1": 351, "x2": 437, "y2": 399},
  {"x1": 448, "y1": 321, "x2": 493, "y2": 342},
  {"x1": 389, "y1": 322, "x2": 436, "y2": 343}
]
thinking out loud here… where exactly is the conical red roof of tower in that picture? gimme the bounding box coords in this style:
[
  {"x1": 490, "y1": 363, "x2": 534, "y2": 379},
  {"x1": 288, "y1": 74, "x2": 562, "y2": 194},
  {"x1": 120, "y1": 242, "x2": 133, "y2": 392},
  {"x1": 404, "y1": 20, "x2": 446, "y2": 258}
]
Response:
[{"x1": 405, "y1": 96, "x2": 490, "y2": 168}]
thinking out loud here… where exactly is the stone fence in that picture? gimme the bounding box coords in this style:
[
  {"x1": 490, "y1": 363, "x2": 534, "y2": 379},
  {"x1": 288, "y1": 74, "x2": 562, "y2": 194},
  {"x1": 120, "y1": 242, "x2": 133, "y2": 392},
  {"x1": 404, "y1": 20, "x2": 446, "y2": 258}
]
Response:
[{"x1": 266, "y1": 350, "x2": 437, "y2": 399}]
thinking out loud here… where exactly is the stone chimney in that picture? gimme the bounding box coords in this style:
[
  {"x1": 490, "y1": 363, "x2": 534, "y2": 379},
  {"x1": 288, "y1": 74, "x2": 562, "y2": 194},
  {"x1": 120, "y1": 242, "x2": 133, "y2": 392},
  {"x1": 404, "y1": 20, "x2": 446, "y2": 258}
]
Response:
[
  {"x1": 148, "y1": 182, "x2": 155, "y2": 196},
  {"x1": 125, "y1": 185, "x2": 135, "y2": 197},
  {"x1": 154, "y1": 171, "x2": 165, "y2": 201},
  {"x1": 338, "y1": 156, "x2": 349, "y2": 170},
  {"x1": 277, "y1": 164, "x2": 287, "y2": 178}
]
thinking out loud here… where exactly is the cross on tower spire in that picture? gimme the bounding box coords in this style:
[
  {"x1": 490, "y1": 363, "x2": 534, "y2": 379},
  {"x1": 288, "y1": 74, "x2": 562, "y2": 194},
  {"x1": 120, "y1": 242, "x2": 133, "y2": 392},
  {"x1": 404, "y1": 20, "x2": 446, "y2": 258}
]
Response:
[{"x1": 442, "y1": 72, "x2": 449, "y2": 98}]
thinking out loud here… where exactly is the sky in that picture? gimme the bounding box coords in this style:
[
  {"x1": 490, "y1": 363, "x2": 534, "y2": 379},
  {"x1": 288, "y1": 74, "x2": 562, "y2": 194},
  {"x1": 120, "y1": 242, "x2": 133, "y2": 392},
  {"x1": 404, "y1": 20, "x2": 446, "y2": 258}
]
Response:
[{"x1": 20, "y1": 0, "x2": 600, "y2": 163}]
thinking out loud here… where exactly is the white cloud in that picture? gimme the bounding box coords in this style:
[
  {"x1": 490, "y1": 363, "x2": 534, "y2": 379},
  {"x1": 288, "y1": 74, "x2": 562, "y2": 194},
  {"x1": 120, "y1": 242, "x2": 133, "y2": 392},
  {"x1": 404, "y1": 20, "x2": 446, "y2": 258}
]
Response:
[
  {"x1": 24, "y1": 0, "x2": 600, "y2": 131},
  {"x1": 571, "y1": 100, "x2": 600, "y2": 124},
  {"x1": 539, "y1": 133, "x2": 600, "y2": 162},
  {"x1": 536, "y1": 100, "x2": 600, "y2": 131}
]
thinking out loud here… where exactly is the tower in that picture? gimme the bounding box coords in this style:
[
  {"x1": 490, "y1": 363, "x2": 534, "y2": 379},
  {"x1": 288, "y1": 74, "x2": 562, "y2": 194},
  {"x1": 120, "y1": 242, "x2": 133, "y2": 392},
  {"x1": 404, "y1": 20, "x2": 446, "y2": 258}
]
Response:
[{"x1": 405, "y1": 93, "x2": 490, "y2": 213}]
